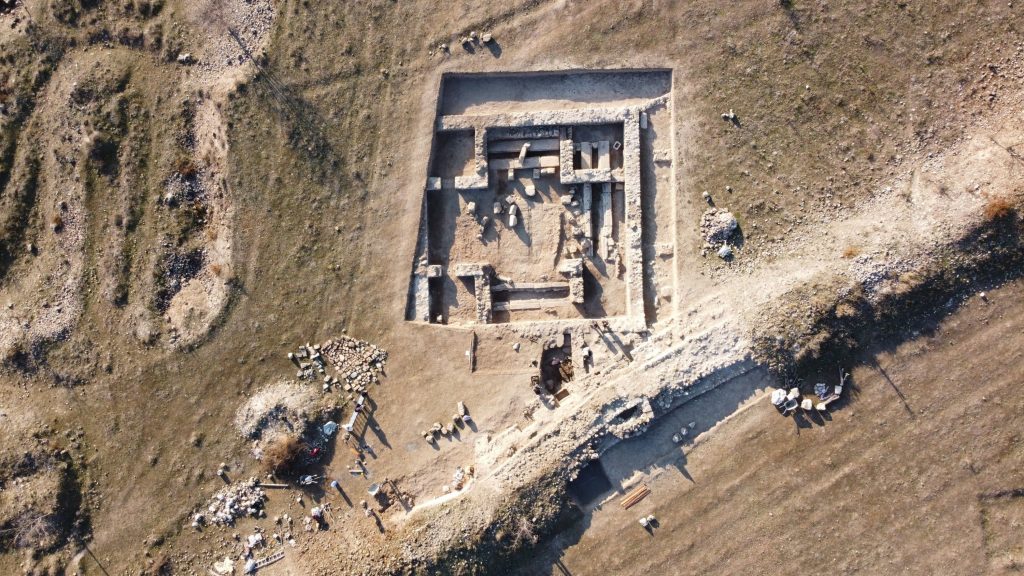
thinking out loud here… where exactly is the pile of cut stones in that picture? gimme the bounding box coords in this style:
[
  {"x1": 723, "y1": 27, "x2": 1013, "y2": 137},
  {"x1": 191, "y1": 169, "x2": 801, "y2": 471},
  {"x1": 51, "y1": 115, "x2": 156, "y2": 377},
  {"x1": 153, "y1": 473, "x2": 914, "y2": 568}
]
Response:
[
  {"x1": 288, "y1": 343, "x2": 328, "y2": 381},
  {"x1": 200, "y1": 478, "x2": 267, "y2": 526},
  {"x1": 321, "y1": 336, "x2": 389, "y2": 391}
]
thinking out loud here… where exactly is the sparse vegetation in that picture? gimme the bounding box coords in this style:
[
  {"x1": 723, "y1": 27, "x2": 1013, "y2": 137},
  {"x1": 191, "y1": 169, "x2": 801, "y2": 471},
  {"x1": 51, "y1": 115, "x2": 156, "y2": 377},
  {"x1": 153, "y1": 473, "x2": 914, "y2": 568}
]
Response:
[
  {"x1": 984, "y1": 196, "x2": 1015, "y2": 221},
  {"x1": 260, "y1": 433, "x2": 303, "y2": 475}
]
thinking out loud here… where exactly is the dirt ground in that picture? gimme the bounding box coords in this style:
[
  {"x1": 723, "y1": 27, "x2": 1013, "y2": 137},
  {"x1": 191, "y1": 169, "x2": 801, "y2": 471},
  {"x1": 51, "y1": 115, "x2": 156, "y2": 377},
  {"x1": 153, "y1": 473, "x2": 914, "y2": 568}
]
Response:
[
  {"x1": 522, "y1": 278, "x2": 1024, "y2": 576},
  {"x1": 0, "y1": 0, "x2": 1022, "y2": 574}
]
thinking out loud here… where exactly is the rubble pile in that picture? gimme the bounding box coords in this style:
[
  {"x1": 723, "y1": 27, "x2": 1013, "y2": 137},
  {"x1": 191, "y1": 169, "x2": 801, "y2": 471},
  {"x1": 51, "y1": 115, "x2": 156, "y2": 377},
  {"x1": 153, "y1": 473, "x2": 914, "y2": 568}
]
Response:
[
  {"x1": 203, "y1": 478, "x2": 267, "y2": 526},
  {"x1": 700, "y1": 208, "x2": 738, "y2": 246},
  {"x1": 322, "y1": 336, "x2": 389, "y2": 388}
]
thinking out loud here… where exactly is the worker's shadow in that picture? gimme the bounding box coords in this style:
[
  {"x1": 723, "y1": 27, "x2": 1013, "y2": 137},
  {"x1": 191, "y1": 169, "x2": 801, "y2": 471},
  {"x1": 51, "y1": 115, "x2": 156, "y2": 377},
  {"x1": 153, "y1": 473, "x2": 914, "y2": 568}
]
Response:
[
  {"x1": 333, "y1": 484, "x2": 353, "y2": 507},
  {"x1": 804, "y1": 409, "x2": 831, "y2": 426},
  {"x1": 303, "y1": 482, "x2": 328, "y2": 505},
  {"x1": 365, "y1": 414, "x2": 392, "y2": 449},
  {"x1": 668, "y1": 450, "x2": 695, "y2": 483},
  {"x1": 792, "y1": 411, "x2": 813, "y2": 431}
]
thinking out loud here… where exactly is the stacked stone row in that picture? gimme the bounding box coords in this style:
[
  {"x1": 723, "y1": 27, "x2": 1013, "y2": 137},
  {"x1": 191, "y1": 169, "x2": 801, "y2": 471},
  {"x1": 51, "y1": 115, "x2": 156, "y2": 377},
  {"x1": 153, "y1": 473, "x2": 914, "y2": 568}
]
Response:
[{"x1": 322, "y1": 336, "x2": 389, "y2": 389}]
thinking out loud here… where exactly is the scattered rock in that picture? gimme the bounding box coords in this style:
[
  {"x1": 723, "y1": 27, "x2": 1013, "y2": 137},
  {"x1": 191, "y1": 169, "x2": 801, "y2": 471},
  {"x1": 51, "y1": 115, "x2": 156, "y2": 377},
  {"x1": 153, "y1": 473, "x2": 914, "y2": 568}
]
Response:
[{"x1": 203, "y1": 478, "x2": 267, "y2": 526}]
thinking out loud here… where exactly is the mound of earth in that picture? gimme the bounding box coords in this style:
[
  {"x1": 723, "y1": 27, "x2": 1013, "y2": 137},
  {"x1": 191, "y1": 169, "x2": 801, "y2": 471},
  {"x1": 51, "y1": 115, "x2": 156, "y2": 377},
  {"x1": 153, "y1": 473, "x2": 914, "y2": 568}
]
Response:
[{"x1": 234, "y1": 380, "x2": 322, "y2": 442}]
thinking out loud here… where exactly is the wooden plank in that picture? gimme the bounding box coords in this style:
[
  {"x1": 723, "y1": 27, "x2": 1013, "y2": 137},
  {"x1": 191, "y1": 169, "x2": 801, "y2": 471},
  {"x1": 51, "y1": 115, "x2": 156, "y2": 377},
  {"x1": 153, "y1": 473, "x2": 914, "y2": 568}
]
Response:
[
  {"x1": 508, "y1": 298, "x2": 572, "y2": 311},
  {"x1": 600, "y1": 183, "x2": 613, "y2": 258},
  {"x1": 469, "y1": 331, "x2": 477, "y2": 372},
  {"x1": 493, "y1": 298, "x2": 573, "y2": 312},
  {"x1": 620, "y1": 484, "x2": 651, "y2": 509}
]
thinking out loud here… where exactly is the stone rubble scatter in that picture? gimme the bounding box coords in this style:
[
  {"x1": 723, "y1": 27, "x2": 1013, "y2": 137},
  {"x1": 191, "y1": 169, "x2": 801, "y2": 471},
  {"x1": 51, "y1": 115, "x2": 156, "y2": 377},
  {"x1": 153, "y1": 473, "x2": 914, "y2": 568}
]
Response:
[{"x1": 203, "y1": 478, "x2": 268, "y2": 526}]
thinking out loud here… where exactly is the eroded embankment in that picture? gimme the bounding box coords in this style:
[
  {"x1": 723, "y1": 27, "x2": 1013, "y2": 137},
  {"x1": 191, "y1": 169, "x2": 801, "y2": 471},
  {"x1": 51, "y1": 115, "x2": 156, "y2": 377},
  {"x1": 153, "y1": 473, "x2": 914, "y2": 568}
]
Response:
[{"x1": 752, "y1": 207, "x2": 1024, "y2": 383}]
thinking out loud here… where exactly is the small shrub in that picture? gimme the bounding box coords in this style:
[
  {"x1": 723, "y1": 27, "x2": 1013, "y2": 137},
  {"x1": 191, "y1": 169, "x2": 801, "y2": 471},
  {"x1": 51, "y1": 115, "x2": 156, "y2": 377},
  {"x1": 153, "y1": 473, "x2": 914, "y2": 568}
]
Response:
[
  {"x1": 50, "y1": 214, "x2": 64, "y2": 232},
  {"x1": 983, "y1": 196, "x2": 1014, "y2": 221},
  {"x1": 176, "y1": 158, "x2": 197, "y2": 178},
  {"x1": 260, "y1": 434, "x2": 302, "y2": 475},
  {"x1": 842, "y1": 245, "x2": 861, "y2": 259}
]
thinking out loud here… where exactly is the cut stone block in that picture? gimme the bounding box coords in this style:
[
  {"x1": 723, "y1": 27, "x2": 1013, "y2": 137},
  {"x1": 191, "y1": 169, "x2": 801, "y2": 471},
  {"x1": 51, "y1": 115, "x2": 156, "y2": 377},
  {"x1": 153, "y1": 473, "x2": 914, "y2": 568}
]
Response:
[{"x1": 597, "y1": 141, "x2": 610, "y2": 170}]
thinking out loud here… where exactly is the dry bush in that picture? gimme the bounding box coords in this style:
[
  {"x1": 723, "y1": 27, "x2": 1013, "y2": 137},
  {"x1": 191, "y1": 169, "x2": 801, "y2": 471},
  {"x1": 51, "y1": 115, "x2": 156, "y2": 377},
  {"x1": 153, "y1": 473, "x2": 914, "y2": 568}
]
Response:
[
  {"x1": 835, "y1": 301, "x2": 859, "y2": 319},
  {"x1": 892, "y1": 271, "x2": 923, "y2": 296},
  {"x1": 209, "y1": 263, "x2": 222, "y2": 276},
  {"x1": 983, "y1": 196, "x2": 1014, "y2": 221},
  {"x1": 260, "y1": 434, "x2": 302, "y2": 475},
  {"x1": 176, "y1": 158, "x2": 197, "y2": 179},
  {"x1": 11, "y1": 510, "x2": 59, "y2": 550},
  {"x1": 512, "y1": 517, "x2": 538, "y2": 547},
  {"x1": 205, "y1": 226, "x2": 218, "y2": 241},
  {"x1": 842, "y1": 245, "x2": 861, "y2": 259},
  {"x1": 50, "y1": 214, "x2": 64, "y2": 232}
]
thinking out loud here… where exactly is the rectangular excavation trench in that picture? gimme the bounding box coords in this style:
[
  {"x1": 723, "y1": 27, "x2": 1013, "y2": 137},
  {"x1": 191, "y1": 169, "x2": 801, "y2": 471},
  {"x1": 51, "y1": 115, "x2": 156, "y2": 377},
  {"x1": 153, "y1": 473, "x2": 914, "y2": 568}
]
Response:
[{"x1": 407, "y1": 69, "x2": 674, "y2": 330}]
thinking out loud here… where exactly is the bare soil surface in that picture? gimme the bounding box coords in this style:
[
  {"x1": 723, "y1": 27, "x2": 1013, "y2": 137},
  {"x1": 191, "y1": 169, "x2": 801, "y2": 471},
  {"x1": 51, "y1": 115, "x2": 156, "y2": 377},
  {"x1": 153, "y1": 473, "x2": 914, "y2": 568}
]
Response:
[{"x1": 521, "y1": 278, "x2": 1024, "y2": 576}]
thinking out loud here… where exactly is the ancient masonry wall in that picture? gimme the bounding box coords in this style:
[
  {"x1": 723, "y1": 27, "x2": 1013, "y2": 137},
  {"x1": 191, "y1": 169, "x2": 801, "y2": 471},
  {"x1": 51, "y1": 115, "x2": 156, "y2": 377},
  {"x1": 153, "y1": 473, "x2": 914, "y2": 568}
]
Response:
[
  {"x1": 416, "y1": 103, "x2": 652, "y2": 330},
  {"x1": 622, "y1": 107, "x2": 644, "y2": 321},
  {"x1": 476, "y1": 276, "x2": 492, "y2": 323},
  {"x1": 409, "y1": 195, "x2": 431, "y2": 322},
  {"x1": 438, "y1": 107, "x2": 627, "y2": 132}
]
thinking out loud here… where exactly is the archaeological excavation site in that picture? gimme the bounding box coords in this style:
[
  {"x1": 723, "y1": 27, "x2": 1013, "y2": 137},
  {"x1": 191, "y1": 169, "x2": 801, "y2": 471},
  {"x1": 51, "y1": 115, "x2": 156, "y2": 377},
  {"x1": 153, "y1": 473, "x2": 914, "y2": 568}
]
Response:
[
  {"x1": 407, "y1": 70, "x2": 674, "y2": 330},
  {"x1": 3, "y1": 2, "x2": 1024, "y2": 576}
]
